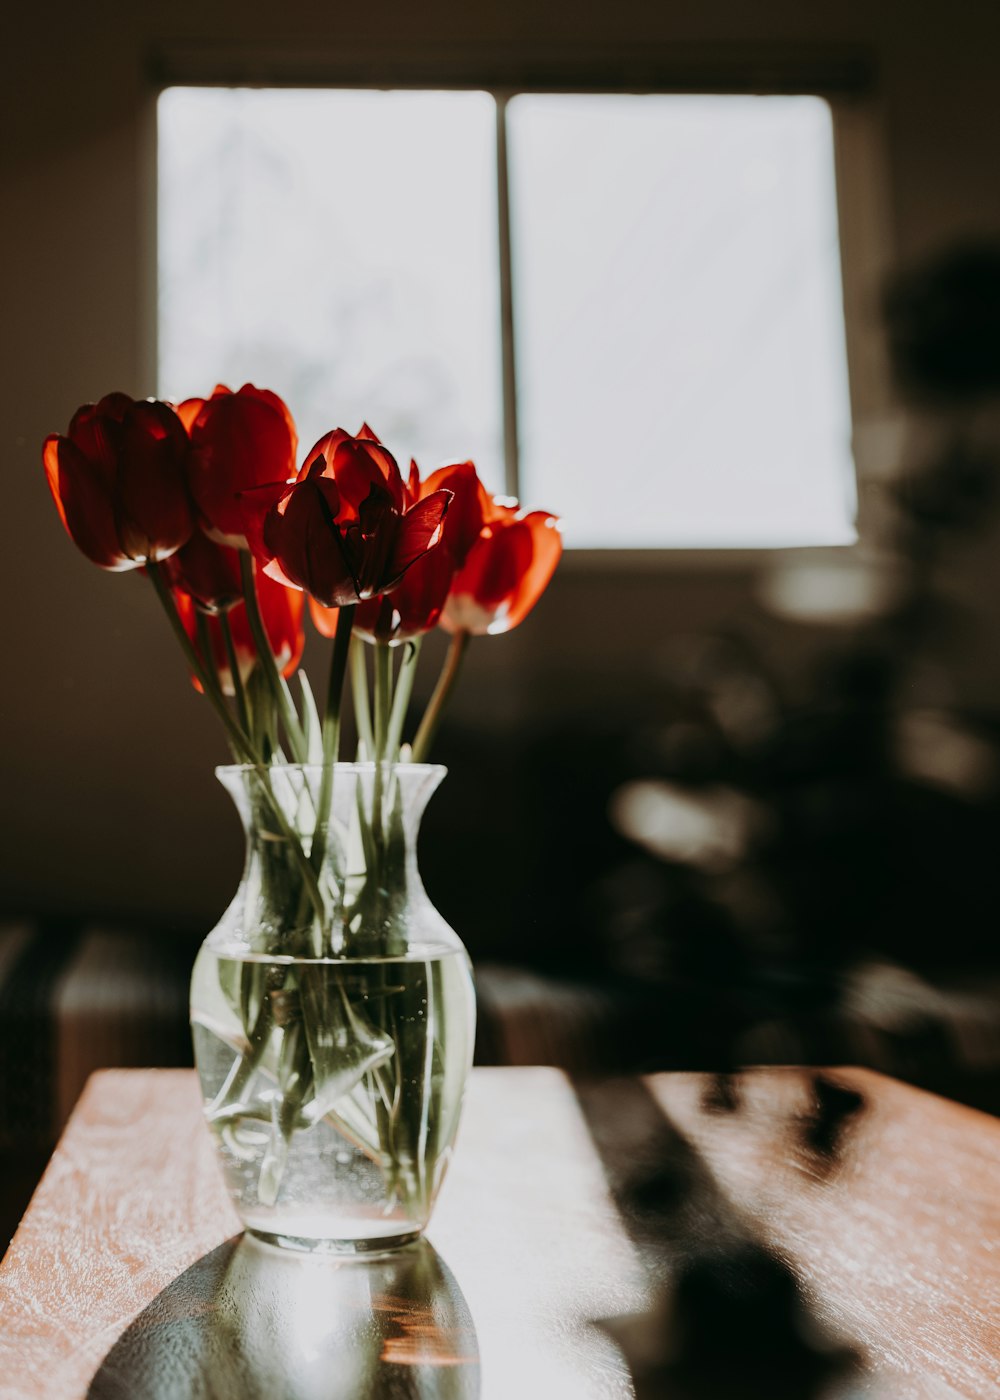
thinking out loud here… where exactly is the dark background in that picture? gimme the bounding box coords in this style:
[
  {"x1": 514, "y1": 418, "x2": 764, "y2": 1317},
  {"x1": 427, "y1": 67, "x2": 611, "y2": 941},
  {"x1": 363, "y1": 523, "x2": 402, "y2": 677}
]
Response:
[{"x1": 3, "y1": 2, "x2": 1000, "y2": 1202}]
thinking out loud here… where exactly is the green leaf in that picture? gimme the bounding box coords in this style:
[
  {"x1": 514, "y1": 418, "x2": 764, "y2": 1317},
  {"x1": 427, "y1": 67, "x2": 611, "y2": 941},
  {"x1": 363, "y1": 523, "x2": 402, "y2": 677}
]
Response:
[
  {"x1": 299, "y1": 671, "x2": 324, "y2": 765},
  {"x1": 299, "y1": 967, "x2": 395, "y2": 1131}
]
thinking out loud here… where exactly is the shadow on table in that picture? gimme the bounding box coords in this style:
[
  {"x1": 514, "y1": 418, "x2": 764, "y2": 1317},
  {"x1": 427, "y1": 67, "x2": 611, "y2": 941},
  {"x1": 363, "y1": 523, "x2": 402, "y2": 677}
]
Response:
[
  {"x1": 576, "y1": 1074, "x2": 867, "y2": 1399},
  {"x1": 87, "y1": 1234, "x2": 480, "y2": 1400}
]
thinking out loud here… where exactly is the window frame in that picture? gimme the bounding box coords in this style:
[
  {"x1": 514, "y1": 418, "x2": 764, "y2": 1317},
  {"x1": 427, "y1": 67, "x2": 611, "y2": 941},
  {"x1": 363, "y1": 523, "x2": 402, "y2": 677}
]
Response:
[{"x1": 150, "y1": 49, "x2": 895, "y2": 570}]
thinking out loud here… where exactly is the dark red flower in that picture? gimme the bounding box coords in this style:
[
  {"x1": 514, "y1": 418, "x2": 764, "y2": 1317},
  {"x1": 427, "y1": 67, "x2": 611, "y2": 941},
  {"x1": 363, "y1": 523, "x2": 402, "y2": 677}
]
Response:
[
  {"x1": 324, "y1": 458, "x2": 485, "y2": 644},
  {"x1": 312, "y1": 544, "x2": 455, "y2": 645},
  {"x1": 163, "y1": 532, "x2": 243, "y2": 614},
  {"x1": 337, "y1": 459, "x2": 561, "y2": 641},
  {"x1": 182, "y1": 384, "x2": 297, "y2": 548},
  {"x1": 43, "y1": 394, "x2": 193, "y2": 570},
  {"x1": 175, "y1": 565, "x2": 305, "y2": 697},
  {"x1": 250, "y1": 426, "x2": 453, "y2": 610},
  {"x1": 441, "y1": 498, "x2": 562, "y2": 636}
]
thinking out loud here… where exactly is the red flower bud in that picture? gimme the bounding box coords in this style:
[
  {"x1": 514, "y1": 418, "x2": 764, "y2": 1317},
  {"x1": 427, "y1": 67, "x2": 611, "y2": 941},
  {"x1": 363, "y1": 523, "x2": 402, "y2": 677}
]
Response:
[
  {"x1": 183, "y1": 384, "x2": 297, "y2": 548},
  {"x1": 441, "y1": 500, "x2": 562, "y2": 636},
  {"x1": 312, "y1": 543, "x2": 456, "y2": 646},
  {"x1": 43, "y1": 394, "x2": 193, "y2": 570},
  {"x1": 251, "y1": 426, "x2": 452, "y2": 609},
  {"x1": 331, "y1": 457, "x2": 483, "y2": 645},
  {"x1": 163, "y1": 532, "x2": 244, "y2": 614},
  {"x1": 176, "y1": 566, "x2": 304, "y2": 697}
]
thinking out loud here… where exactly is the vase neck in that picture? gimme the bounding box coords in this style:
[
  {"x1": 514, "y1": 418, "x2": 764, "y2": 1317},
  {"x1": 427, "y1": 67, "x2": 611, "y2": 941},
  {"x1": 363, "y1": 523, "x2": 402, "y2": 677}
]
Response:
[{"x1": 215, "y1": 763, "x2": 448, "y2": 959}]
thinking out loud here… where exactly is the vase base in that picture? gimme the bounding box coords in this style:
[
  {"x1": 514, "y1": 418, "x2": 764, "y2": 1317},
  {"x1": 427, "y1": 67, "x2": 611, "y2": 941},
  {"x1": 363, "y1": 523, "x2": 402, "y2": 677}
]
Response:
[{"x1": 246, "y1": 1225, "x2": 424, "y2": 1257}]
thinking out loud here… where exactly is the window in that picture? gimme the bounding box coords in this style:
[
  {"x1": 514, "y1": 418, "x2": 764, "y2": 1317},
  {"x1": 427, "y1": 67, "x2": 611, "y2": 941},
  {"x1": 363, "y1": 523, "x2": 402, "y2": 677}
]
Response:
[{"x1": 159, "y1": 87, "x2": 856, "y2": 548}]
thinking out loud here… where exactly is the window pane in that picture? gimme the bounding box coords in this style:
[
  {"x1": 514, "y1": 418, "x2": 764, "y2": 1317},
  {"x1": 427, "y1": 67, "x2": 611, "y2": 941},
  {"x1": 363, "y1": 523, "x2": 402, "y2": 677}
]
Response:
[
  {"x1": 507, "y1": 94, "x2": 857, "y2": 547},
  {"x1": 159, "y1": 89, "x2": 503, "y2": 488}
]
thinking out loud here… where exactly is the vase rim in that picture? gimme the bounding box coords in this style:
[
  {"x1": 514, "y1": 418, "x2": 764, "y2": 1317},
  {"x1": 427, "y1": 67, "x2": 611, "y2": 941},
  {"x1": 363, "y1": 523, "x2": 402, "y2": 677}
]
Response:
[{"x1": 215, "y1": 761, "x2": 447, "y2": 777}]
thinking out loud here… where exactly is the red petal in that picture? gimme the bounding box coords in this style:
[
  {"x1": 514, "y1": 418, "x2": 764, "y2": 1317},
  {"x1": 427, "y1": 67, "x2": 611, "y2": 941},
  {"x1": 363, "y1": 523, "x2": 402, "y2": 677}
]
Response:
[
  {"x1": 117, "y1": 399, "x2": 193, "y2": 561},
  {"x1": 187, "y1": 385, "x2": 298, "y2": 544},
  {"x1": 331, "y1": 435, "x2": 406, "y2": 516},
  {"x1": 352, "y1": 595, "x2": 385, "y2": 641},
  {"x1": 442, "y1": 511, "x2": 561, "y2": 635},
  {"x1": 175, "y1": 397, "x2": 205, "y2": 433},
  {"x1": 308, "y1": 597, "x2": 340, "y2": 639},
  {"x1": 68, "y1": 401, "x2": 124, "y2": 473},
  {"x1": 163, "y1": 532, "x2": 243, "y2": 612},
  {"x1": 42, "y1": 433, "x2": 133, "y2": 570},
  {"x1": 357, "y1": 481, "x2": 394, "y2": 541},
  {"x1": 238, "y1": 384, "x2": 298, "y2": 464},
  {"x1": 384, "y1": 489, "x2": 452, "y2": 586},
  {"x1": 298, "y1": 429, "x2": 350, "y2": 483},
  {"x1": 261, "y1": 557, "x2": 303, "y2": 591},
  {"x1": 267, "y1": 476, "x2": 359, "y2": 607},
  {"x1": 460, "y1": 520, "x2": 532, "y2": 608},
  {"x1": 172, "y1": 588, "x2": 209, "y2": 693},
  {"x1": 423, "y1": 461, "x2": 487, "y2": 566},
  {"x1": 185, "y1": 565, "x2": 306, "y2": 696},
  {"x1": 355, "y1": 543, "x2": 455, "y2": 644},
  {"x1": 92, "y1": 392, "x2": 134, "y2": 424},
  {"x1": 502, "y1": 512, "x2": 563, "y2": 631},
  {"x1": 257, "y1": 566, "x2": 306, "y2": 678},
  {"x1": 346, "y1": 483, "x2": 395, "y2": 597},
  {"x1": 240, "y1": 479, "x2": 296, "y2": 563}
]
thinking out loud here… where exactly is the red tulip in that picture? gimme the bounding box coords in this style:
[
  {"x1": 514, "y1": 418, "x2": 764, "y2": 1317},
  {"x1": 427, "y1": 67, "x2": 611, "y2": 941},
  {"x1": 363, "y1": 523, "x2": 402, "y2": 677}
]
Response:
[
  {"x1": 163, "y1": 532, "x2": 243, "y2": 614},
  {"x1": 182, "y1": 384, "x2": 298, "y2": 549},
  {"x1": 441, "y1": 498, "x2": 562, "y2": 636},
  {"x1": 312, "y1": 544, "x2": 456, "y2": 645},
  {"x1": 175, "y1": 566, "x2": 305, "y2": 697},
  {"x1": 43, "y1": 394, "x2": 193, "y2": 570},
  {"x1": 250, "y1": 426, "x2": 453, "y2": 610},
  {"x1": 325, "y1": 458, "x2": 485, "y2": 644},
  {"x1": 421, "y1": 460, "x2": 490, "y2": 567}
]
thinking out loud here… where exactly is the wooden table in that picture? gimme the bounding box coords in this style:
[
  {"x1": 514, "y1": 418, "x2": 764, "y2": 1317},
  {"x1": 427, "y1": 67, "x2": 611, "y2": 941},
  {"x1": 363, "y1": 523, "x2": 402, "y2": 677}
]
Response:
[{"x1": 0, "y1": 1067, "x2": 997, "y2": 1399}]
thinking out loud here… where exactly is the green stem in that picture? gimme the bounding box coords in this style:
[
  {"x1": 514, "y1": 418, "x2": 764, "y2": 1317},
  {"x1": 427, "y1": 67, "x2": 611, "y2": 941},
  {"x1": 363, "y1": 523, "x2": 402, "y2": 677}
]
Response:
[
  {"x1": 374, "y1": 642, "x2": 392, "y2": 762},
  {"x1": 322, "y1": 606, "x2": 356, "y2": 768},
  {"x1": 308, "y1": 607, "x2": 356, "y2": 904},
  {"x1": 149, "y1": 564, "x2": 326, "y2": 924},
  {"x1": 385, "y1": 637, "x2": 422, "y2": 765},
  {"x1": 219, "y1": 610, "x2": 250, "y2": 735},
  {"x1": 372, "y1": 642, "x2": 393, "y2": 854},
  {"x1": 195, "y1": 610, "x2": 226, "y2": 708},
  {"x1": 147, "y1": 563, "x2": 255, "y2": 764},
  {"x1": 350, "y1": 640, "x2": 375, "y2": 760},
  {"x1": 239, "y1": 551, "x2": 307, "y2": 763},
  {"x1": 411, "y1": 630, "x2": 470, "y2": 763},
  {"x1": 194, "y1": 611, "x2": 244, "y2": 766},
  {"x1": 247, "y1": 778, "x2": 326, "y2": 932}
]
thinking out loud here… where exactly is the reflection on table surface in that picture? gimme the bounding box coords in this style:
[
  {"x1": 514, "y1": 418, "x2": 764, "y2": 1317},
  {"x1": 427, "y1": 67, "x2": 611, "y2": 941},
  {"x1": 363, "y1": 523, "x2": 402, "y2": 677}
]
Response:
[
  {"x1": 88, "y1": 1236, "x2": 480, "y2": 1400},
  {"x1": 5, "y1": 1067, "x2": 997, "y2": 1400}
]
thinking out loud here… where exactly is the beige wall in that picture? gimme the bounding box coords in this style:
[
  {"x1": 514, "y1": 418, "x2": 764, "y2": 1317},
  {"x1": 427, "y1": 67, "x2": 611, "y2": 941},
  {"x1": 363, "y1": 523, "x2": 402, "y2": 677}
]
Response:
[{"x1": 3, "y1": 0, "x2": 999, "y2": 927}]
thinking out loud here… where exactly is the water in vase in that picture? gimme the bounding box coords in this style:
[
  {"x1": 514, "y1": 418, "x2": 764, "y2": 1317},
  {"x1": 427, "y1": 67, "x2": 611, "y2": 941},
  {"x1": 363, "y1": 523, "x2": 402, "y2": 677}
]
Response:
[{"x1": 191, "y1": 942, "x2": 475, "y2": 1252}]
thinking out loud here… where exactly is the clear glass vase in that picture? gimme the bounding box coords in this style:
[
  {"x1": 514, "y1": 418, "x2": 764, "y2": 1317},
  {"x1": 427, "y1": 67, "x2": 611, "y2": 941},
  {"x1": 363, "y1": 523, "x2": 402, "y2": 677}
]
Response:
[{"x1": 190, "y1": 762, "x2": 476, "y2": 1255}]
